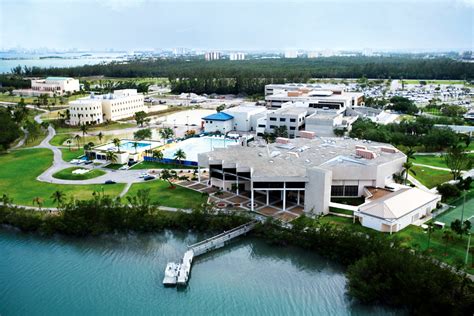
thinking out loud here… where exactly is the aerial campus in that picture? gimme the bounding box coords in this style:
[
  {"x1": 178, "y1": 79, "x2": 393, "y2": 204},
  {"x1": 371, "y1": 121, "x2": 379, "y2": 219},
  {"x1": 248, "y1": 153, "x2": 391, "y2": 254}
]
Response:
[{"x1": 0, "y1": 0, "x2": 473, "y2": 315}]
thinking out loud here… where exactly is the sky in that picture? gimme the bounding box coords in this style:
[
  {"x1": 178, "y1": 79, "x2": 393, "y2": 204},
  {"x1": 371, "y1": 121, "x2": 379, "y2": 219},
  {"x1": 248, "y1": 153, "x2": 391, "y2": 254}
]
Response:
[{"x1": 0, "y1": 0, "x2": 473, "y2": 52}]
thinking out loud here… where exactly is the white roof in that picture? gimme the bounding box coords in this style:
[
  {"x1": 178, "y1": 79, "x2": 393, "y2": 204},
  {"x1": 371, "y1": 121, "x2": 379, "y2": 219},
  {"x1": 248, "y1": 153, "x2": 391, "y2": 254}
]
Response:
[{"x1": 359, "y1": 187, "x2": 440, "y2": 219}]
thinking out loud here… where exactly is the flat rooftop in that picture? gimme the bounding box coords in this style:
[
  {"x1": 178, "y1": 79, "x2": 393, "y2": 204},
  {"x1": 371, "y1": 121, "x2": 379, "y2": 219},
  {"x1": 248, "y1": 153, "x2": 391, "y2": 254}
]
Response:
[
  {"x1": 200, "y1": 137, "x2": 405, "y2": 179},
  {"x1": 272, "y1": 107, "x2": 308, "y2": 115}
]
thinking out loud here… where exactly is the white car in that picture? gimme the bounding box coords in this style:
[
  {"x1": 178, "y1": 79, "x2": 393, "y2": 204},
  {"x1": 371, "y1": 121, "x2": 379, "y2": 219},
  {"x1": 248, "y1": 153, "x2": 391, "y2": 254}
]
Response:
[
  {"x1": 119, "y1": 165, "x2": 128, "y2": 170},
  {"x1": 139, "y1": 172, "x2": 149, "y2": 178}
]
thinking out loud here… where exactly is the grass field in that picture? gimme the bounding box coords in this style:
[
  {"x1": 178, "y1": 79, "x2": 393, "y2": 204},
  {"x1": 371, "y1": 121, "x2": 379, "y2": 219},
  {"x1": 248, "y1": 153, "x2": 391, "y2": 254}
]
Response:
[
  {"x1": 0, "y1": 93, "x2": 88, "y2": 105},
  {"x1": 54, "y1": 121, "x2": 136, "y2": 134},
  {"x1": 413, "y1": 154, "x2": 474, "y2": 170},
  {"x1": 50, "y1": 133, "x2": 72, "y2": 146},
  {"x1": 395, "y1": 225, "x2": 473, "y2": 274},
  {"x1": 0, "y1": 149, "x2": 124, "y2": 207},
  {"x1": 53, "y1": 167, "x2": 105, "y2": 180},
  {"x1": 104, "y1": 163, "x2": 125, "y2": 170},
  {"x1": 125, "y1": 180, "x2": 206, "y2": 209},
  {"x1": 410, "y1": 165, "x2": 452, "y2": 189},
  {"x1": 60, "y1": 148, "x2": 85, "y2": 162},
  {"x1": 402, "y1": 80, "x2": 467, "y2": 85},
  {"x1": 131, "y1": 161, "x2": 196, "y2": 170},
  {"x1": 308, "y1": 215, "x2": 474, "y2": 273}
]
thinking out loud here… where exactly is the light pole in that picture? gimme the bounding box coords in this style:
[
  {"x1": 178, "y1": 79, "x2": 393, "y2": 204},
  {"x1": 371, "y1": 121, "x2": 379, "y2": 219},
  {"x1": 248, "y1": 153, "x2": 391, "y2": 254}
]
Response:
[{"x1": 223, "y1": 127, "x2": 226, "y2": 147}]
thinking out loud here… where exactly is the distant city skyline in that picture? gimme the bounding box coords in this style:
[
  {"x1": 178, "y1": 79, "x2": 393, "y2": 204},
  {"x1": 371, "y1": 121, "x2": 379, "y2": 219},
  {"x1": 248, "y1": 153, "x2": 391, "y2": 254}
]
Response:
[{"x1": 1, "y1": 0, "x2": 473, "y2": 52}]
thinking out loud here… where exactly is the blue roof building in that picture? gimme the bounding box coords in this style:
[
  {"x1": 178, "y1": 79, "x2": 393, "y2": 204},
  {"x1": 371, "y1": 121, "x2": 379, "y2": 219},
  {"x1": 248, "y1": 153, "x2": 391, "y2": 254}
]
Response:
[{"x1": 202, "y1": 112, "x2": 234, "y2": 121}]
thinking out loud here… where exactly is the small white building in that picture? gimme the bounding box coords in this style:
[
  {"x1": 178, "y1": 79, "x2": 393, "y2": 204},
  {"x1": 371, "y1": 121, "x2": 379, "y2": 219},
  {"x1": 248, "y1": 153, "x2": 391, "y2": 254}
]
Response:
[
  {"x1": 202, "y1": 112, "x2": 234, "y2": 133},
  {"x1": 205, "y1": 51, "x2": 221, "y2": 61},
  {"x1": 68, "y1": 89, "x2": 146, "y2": 125},
  {"x1": 229, "y1": 52, "x2": 245, "y2": 61},
  {"x1": 355, "y1": 187, "x2": 441, "y2": 233}
]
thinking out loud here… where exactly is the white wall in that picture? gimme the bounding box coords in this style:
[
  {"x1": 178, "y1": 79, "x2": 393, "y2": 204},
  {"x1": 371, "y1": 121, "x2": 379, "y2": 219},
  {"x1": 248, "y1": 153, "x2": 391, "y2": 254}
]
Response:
[{"x1": 203, "y1": 120, "x2": 233, "y2": 133}]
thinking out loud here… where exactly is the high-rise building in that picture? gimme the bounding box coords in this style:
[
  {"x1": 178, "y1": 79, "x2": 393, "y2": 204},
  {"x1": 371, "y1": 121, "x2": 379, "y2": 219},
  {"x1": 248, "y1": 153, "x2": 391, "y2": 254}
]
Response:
[
  {"x1": 229, "y1": 52, "x2": 245, "y2": 61},
  {"x1": 284, "y1": 50, "x2": 298, "y2": 58},
  {"x1": 205, "y1": 51, "x2": 221, "y2": 61}
]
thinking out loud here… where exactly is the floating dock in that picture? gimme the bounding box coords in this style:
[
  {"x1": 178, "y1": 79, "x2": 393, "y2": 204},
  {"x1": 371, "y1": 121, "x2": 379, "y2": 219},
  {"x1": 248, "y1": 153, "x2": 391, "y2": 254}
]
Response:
[{"x1": 163, "y1": 220, "x2": 257, "y2": 286}]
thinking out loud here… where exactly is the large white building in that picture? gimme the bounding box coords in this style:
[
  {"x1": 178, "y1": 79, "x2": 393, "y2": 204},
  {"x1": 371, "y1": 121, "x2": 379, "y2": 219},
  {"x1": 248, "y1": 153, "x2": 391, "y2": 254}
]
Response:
[
  {"x1": 229, "y1": 52, "x2": 246, "y2": 61},
  {"x1": 68, "y1": 89, "x2": 146, "y2": 125},
  {"x1": 14, "y1": 77, "x2": 80, "y2": 97},
  {"x1": 197, "y1": 136, "x2": 441, "y2": 233},
  {"x1": 197, "y1": 137, "x2": 406, "y2": 216},
  {"x1": 205, "y1": 51, "x2": 221, "y2": 61}
]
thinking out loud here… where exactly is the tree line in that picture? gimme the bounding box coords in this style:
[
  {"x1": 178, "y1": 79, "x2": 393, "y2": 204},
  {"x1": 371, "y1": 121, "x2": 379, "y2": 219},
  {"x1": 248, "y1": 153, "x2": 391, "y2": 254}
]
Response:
[{"x1": 7, "y1": 57, "x2": 473, "y2": 95}]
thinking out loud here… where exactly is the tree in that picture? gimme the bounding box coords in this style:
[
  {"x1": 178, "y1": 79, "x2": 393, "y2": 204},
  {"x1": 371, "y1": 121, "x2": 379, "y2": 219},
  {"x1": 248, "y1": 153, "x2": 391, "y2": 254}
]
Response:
[
  {"x1": 402, "y1": 161, "x2": 415, "y2": 185},
  {"x1": 84, "y1": 142, "x2": 95, "y2": 151},
  {"x1": 273, "y1": 126, "x2": 288, "y2": 138},
  {"x1": 80, "y1": 124, "x2": 88, "y2": 139},
  {"x1": 444, "y1": 145, "x2": 472, "y2": 180},
  {"x1": 392, "y1": 172, "x2": 404, "y2": 184},
  {"x1": 97, "y1": 131, "x2": 104, "y2": 144},
  {"x1": 74, "y1": 135, "x2": 81, "y2": 150},
  {"x1": 105, "y1": 151, "x2": 118, "y2": 163},
  {"x1": 160, "y1": 169, "x2": 177, "y2": 188},
  {"x1": 113, "y1": 138, "x2": 121, "y2": 152},
  {"x1": 174, "y1": 149, "x2": 186, "y2": 164},
  {"x1": 451, "y1": 219, "x2": 464, "y2": 239},
  {"x1": 159, "y1": 127, "x2": 174, "y2": 140},
  {"x1": 152, "y1": 150, "x2": 164, "y2": 160},
  {"x1": 437, "y1": 183, "x2": 461, "y2": 202},
  {"x1": 51, "y1": 190, "x2": 66, "y2": 207},
  {"x1": 216, "y1": 104, "x2": 226, "y2": 112},
  {"x1": 262, "y1": 132, "x2": 275, "y2": 144},
  {"x1": 66, "y1": 139, "x2": 72, "y2": 151},
  {"x1": 134, "y1": 111, "x2": 148, "y2": 127},
  {"x1": 133, "y1": 141, "x2": 139, "y2": 154},
  {"x1": 32, "y1": 196, "x2": 44, "y2": 210},
  {"x1": 0, "y1": 108, "x2": 21, "y2": 151},
  {"x1": 133, "y1": 128, "x2": 152, "y2": 140}
]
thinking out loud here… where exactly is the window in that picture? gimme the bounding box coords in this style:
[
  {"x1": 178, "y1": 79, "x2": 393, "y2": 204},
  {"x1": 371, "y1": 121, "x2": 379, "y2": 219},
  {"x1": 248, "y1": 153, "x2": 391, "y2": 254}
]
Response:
[
  {"x1": 270, "y1": 125, "x2": 277, "y2": 129},
  {"x1": 331, "y1": 185, "x2": 344, "y2": 196},
  {"x1": 289, "y1": 126, "x2": 296, "y2": 130},
  {"x1": 344, "y1": 185, "x2": 359, "y2": 196},
  {"x1": 253, "y1": 182, "x2": 284, "y2": 189},
  {"x1": 279, "y1": 118, "x2": 286, "y2": 122},
  {"x1": 290, "y1": 118, "x2": 296, "y2": 122},
  {"x1": 258, "y1": 124, "x2": 266, "y2": 128},
  {"x1": 269, "y1": 117, "x2": 277, "y2": 121}
]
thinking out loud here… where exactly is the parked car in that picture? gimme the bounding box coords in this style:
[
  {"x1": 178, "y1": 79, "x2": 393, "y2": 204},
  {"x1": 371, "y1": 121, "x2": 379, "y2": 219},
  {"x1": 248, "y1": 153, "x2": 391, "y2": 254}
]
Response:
[
  {"x1": 139, "y1": 172, "x2": 149, "y2": 178},
  {"x1": 143, "y1": 175, "x2": 156, "y2": 181},
  {"x1": 119, "y1": 165, "x2": 128, "y2": 170},
  {"x1": 84, "y1": 160, "x2": 93, "y2": 165},
  {"x1": 104, "y1": 180, "x2": 116, "y2": 184}
]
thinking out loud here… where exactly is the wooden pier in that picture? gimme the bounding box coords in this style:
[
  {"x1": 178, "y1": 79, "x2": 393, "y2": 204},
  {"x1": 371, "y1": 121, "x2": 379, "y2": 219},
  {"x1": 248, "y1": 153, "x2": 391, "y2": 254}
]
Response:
[{"x1": 165, "y1": 220, "x2": 258, "y2": 286}]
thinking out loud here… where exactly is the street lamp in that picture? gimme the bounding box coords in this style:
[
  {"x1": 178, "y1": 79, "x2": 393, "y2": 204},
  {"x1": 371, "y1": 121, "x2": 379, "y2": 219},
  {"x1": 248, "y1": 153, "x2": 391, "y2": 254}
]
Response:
[{"x1": 466, "y1": 232, "x2": 471, "y2": 265}]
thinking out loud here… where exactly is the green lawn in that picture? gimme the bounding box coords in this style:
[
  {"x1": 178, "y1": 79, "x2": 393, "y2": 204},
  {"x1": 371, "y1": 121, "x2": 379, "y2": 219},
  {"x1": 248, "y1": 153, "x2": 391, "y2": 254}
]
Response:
[
  {"x1": 104, "y1": 163, "x2": 126, "y2": 170},
  {"x1": 60, "y1": 148, "x2": 85, "y2": 162},
  {"x1": 0, "y1": 149, "x2": 124, "y2": 207},
  {"x1": 413, "y1": 154, "x2": 473, "y2": 170},
  {"x1": 410, "y1": 165, "x2": 452, "y2": 189},
  {"x1": 131, "y1": 161, "x2": 197, "y2": 170},
  {"x1": 50, "y1": 134, "x2": 72, "y2": 146},
  {"x1": 329, "y1": 207, "x2": 354, "y2": 216},
  {"x1": 395, "y1": 225, "x2": 473, "y2": 274},
  {"x1": 54, "y1": 121, "x2": 136, "y2": 134},
  {"x1": 125, "y1": 180, "x2": 206, "y2": 209},
  {"x1": 53, "y1": 167, "x2": 106, "y2": 180}
]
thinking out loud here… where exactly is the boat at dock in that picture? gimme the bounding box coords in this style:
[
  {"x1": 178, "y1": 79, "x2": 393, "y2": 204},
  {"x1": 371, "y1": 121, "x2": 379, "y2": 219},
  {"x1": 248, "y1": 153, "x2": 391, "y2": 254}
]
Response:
[{"x1": 162, "y1": 262, "x2": 181, "y2": 286}]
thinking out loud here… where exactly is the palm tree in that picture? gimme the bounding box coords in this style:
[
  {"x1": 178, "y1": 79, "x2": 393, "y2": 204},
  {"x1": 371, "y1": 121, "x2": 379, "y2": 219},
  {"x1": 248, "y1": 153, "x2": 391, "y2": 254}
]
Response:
[
  {"x1": 51, "y1": 190, "x2": 65, "y2": 207},
  {"x1": 392, "y1": 172, "x2": 404, "y2": 184},
  {"x1": 133, "y1": 141, "x2": 139, "y2": 154},
  {"x1": 113, "y1": 138, "x2": 121, "y2": 153},
  {"x1": 174, "y1": 149, "x2": 186, "y2": 164},
  {"x1": 262, "y1": 132, "x2": 275, "y2": 144},
  {"x1": 402, "y1": 161, "x2": 415, "y2": 185},
  {"x1": 32, "y1": 197, "x2": 44, "y2": 210},
  {"x1": 106, "y1": 151, "x2": 118, "y2": 163},
  {"x1": 405, "y1": 148, "x2": 416, "y2": 162},
  {"x1": 66, "y1": 139, "x2": 72, "y2": 151},
  {"x1": 97, "y1": 131, "x2": 104, "y2": 144},
  {"x1": 74, "y1": 135, "x2": 81, "y2": 150},
  {"x1": 80, "y1": 124, "x2": 88, "y2": 139},
  {"x1": 160, "y1": 169, "x2": 177, "y2": 188},
  {"x1": 152, "y1": 150, "x2": 164, "y2": 161}
]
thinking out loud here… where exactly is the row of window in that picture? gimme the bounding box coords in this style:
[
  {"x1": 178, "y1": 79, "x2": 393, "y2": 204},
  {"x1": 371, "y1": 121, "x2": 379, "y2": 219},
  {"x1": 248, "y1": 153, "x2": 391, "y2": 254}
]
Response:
[
  {"x1": 111, "y1": 104, "x2": 143, "y2": 113},
  {"x1": 269, "y1": 117, "x2": 299, "y2": 123},
  {"x1": 269, "y1": 125, "x2": 296, "y2": 130},
  {"x1": 331, "y1": 185, "x2": 359, "y2": 197}
]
